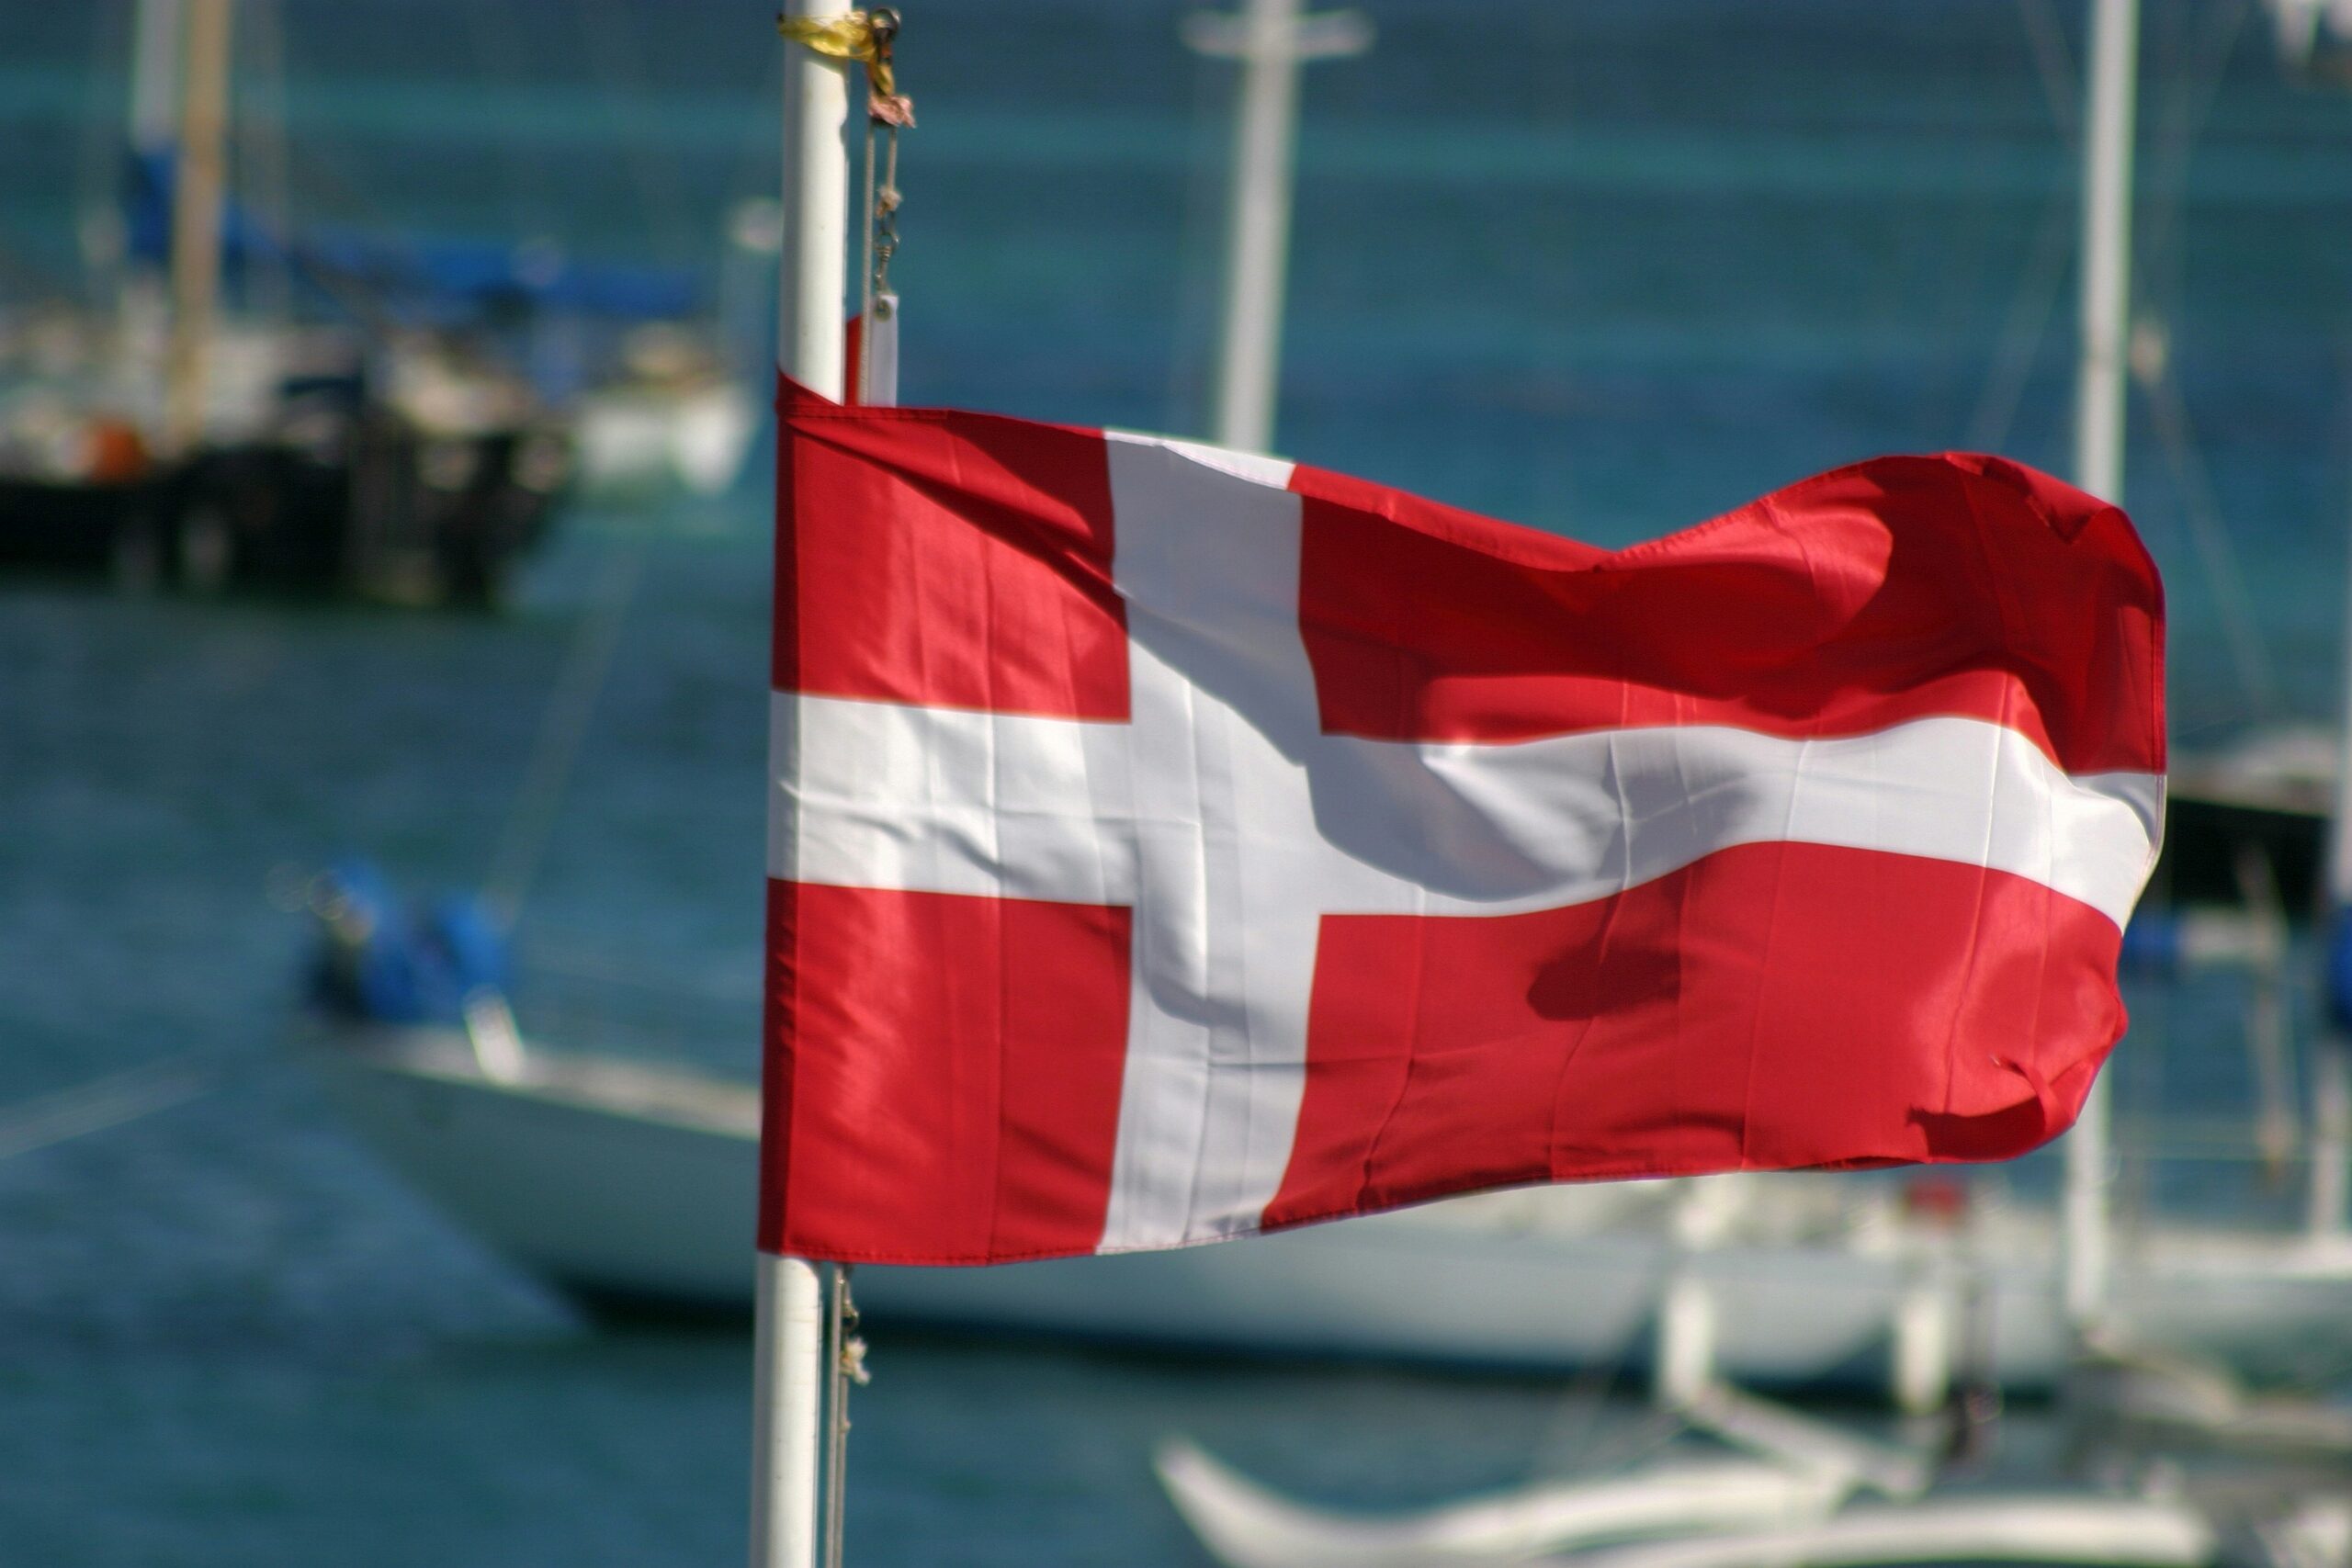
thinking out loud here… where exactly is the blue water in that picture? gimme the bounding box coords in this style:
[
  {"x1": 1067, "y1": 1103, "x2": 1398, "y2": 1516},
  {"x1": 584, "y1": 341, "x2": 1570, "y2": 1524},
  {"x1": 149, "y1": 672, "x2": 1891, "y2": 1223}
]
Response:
[{"x1": 8, "y1": 1, "x2": 2352, "y2": 1562}]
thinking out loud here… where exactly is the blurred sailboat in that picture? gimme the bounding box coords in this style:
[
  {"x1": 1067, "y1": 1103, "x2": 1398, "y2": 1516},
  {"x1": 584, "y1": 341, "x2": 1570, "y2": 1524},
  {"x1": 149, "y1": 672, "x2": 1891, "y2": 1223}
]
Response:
[
  {"x1": 572, "y1": 325, "x2": 760, "y2": 500},
  {"x1": 570, "y1": 200, "x2": 776, "y2": 501},
  {"x1": 0, "y1": 0, "x2": 571, "y2": 604}
]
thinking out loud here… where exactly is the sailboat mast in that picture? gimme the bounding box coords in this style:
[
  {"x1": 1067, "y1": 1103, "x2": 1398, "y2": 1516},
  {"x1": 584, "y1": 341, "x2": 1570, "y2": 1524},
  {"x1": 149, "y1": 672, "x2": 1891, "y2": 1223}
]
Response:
[
  {"x1": 750, "y1": 8, "x2": 851, "y2": 1568},
  {"x1": 2073, "y1": 0, "x2": 2136, "y2": 506},
  {"x1": 1193, "y1": 0, "x2": 1368, "y2": 453},
  {"x1": 1209, "y1": 0, "x2": 1305, "y2": 453},
  {"x1": 161, "y1": 0, "x2": 232, "y2": 457},
  {"x1": 2063, "y1": 0, "x2": 2139, "y2": 1336}
]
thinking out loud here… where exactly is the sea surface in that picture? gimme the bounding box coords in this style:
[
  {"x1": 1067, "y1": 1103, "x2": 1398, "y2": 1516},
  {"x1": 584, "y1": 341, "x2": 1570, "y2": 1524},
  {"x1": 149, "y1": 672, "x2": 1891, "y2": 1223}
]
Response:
[{"x1": 6, "y1": 2, "x2": 2352, "y2": 1563}]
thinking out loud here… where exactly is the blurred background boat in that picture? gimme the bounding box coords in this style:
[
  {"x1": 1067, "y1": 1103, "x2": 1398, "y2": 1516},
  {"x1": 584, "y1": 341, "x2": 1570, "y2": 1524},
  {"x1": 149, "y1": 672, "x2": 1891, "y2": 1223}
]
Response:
[
  {"x1": 287, "y1": 964, "x2": 2352, "y2": 1407},
  {"x1": 0, "y1": 0, "x2": 788, "y2": 604}
]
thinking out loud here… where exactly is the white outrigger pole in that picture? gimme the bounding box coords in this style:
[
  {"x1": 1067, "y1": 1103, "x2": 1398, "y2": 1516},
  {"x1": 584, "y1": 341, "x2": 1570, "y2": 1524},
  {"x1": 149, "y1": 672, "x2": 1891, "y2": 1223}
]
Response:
[
  {"x1": 751, "y1": 6, "x2": 851, "y2": 1567},
  {"x1": 2064, "y1": 0, "x2": 2139, "y2": 1338}
]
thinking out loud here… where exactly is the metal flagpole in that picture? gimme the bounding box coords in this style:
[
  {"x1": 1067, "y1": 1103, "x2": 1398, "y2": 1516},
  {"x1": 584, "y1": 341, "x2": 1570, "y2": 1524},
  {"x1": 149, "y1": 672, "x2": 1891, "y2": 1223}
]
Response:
[
  {"x1": 1186, "y1": 0, "x2": 1370, "y2": 454},
  {"x1": 751, "y1": 6, "x2": 851, "y2": 1566},
  {"x1": 2062, "y1": 0, "x2": 2139, "y2": 1337}
]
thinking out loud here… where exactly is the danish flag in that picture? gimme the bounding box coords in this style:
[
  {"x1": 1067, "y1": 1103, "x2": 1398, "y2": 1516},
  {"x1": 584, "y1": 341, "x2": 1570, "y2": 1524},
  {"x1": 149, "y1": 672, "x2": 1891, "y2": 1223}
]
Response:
[{"x1": 760, "y1": 388, "x2": 2165, "y2": 1266}]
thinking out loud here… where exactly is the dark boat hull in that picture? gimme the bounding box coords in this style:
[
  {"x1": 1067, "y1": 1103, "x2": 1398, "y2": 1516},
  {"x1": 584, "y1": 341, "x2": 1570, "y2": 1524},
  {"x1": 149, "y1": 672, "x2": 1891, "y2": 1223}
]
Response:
[
  {"x1": 2152, "y1": 788, "x2": 2326, "y2": 914},
  {"x1": 0, "y1": 422, "x2": 567, "y2": 606}
]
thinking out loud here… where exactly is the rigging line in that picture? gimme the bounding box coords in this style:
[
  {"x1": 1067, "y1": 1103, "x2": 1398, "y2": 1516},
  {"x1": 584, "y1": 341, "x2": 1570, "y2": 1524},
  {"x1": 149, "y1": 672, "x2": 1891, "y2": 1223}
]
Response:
[
  {"x1": 2140, "y1": 0, "x2": 2251, "y2": 335},
  {"x1": 718, "y1": 50, "x2": 785, "y2": 282},
  {"x1": 0, "y1": 1048, "x2": 239, "y2": 1163},
  {"x1": 2014, "y1": 0, "x2": 2082, "y2": 150},
  {"x1": 859, "y1": 117, "x2": 876, "y2": 391},
  {"x1": 1523, "y1": 1187, "x2": 1690, "y2": 1484},
  {"x1": 821, "y1": 1265, "x2": 868, "y2": 1568},
  {"x1": 256, "y1": 53, "x2": 401, "y2": 234},
  {"x1": 515, "y1": 932, "x2": 759, "y2": 1001},
  {"x1": 2123, "y1": 4, "x2": 2256, "y2": 738},
  {"x1": 1960, "y1": 0, "x2": 2086, "y2": 455},
  {"x1": 1964, "y1": 185, "x2": 2074, "y2": 455},
  {"x1": 70, "y1": 0, "x2": 128, "y2": 310},
  {"x1": 482, "y1": 541, "x2": 646, "y2": 931},
  {"x1": 577, "y1": 0, "x2": 695, "y2": 271},
  {"x1": 2145, "y1": 359, "x2": 2284, "y2": 718},
  {"x1": 458, "y1": 0, "x2": 552, "y2": 243},
  {"x1": 239, "y1": 0, "x2": 296, "y2": 325},
  {"x1": 1524, "y1": 1313, "x2": 1638, "y2": 1483},
  {"x1": 258, "y1": 142, "x2": 443, "y2": 338}
]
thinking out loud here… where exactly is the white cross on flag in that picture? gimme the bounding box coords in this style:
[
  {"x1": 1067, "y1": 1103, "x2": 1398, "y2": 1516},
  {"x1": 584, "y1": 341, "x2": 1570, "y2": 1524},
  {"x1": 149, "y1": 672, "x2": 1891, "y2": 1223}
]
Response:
[{"x1": 759, "y1": 387, "x2": 2165, "y2": 1266}]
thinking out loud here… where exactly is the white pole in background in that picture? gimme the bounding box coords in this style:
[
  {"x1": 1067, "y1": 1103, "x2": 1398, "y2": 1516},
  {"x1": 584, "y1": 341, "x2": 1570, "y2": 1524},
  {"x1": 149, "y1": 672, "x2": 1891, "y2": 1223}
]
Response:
[
  {"x1": 751, "y1": 6, "x2": 850, "y2": 1568},
  {"x1": 2310, "y1": 500, "x2": 2352, "y2": 1236},
  {"x1": 1208, "y1": 0, "x2": 1302, "y2": 455},
  {"x1": 2062, "y1": 0, "x2": 2138, "y2": 1338},
  {"x1": 2073, "y1": 0, "x2": 2136, "y2": 510},
  {"x1": 1186, "y1": 0, "x2": 1370, "y2": 455}
]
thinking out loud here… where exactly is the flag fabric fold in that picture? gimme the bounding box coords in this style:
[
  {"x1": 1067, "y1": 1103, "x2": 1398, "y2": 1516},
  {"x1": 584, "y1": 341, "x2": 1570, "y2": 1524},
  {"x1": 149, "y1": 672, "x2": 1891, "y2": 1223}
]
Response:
[{"x1": 762, "y1": 383, "x2": 2165, "y2": 1266}]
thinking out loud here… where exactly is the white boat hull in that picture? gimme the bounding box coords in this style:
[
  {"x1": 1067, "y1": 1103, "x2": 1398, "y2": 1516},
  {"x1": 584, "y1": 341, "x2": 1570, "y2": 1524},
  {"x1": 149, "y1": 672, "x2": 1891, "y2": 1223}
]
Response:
[
  {"x1": 573, "y1": 382, "x2": 757, "y2": 498},
  {"x1": 302, "y1": 1025, "x2": 2352, "y2": 1393}
]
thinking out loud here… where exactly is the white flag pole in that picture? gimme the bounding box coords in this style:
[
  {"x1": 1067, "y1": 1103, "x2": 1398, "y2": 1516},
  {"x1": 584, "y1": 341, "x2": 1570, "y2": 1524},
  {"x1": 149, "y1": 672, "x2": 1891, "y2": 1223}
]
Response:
[
  {"x1": 2062, "y1": 0, "x2": 2138, "y2": 1339},
  {"x1": 749, "y1": 1255, "x2": 829, "y2": 1568},
  {"x1": 751, "y1": 7, "x2": 851, "y2": 1568},
  {"x1": 776, "y1": 6, "x2": 852, "y2": 405}
]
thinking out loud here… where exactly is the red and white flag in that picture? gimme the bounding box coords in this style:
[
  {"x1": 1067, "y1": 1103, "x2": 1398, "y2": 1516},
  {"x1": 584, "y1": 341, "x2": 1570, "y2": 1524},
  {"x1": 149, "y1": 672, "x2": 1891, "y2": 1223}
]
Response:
[{"x1": 760, "y1": 388, "x2": 2165, "y2": 1266}]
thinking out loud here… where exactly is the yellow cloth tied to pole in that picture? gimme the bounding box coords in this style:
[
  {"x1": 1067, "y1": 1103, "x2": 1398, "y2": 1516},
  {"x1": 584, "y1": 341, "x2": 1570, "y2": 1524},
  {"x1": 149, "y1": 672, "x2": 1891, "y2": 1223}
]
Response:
[{"x1": 779, "y1": 11, "x2": 912, "y2": 124}]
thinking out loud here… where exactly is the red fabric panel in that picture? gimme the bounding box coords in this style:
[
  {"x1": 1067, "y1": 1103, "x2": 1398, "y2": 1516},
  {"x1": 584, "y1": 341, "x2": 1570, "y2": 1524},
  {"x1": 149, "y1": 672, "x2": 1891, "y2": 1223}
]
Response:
[
  {"x1": 1264, "y1": 842, "x2": 2120, "y2": 1229},
  {"x1": 1292, "y1": 453, "x2": 2164, "y2": 774},
  {"x1": 759, "y1": 880, "x2": 1133, "y2": 1263},
  {"x1": 775, "y1": 383, "x2": 1128, "y2": 719}
]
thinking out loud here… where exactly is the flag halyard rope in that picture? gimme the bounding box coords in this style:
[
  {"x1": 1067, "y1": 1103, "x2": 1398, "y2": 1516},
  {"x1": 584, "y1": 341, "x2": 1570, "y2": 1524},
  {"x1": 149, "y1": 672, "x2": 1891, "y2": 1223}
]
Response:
[{"x1": 820, "y1": 1264, "x2": 868, "y2": 1568}]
